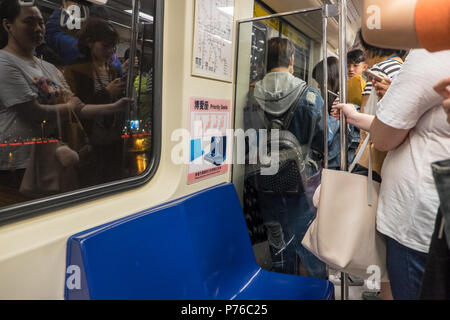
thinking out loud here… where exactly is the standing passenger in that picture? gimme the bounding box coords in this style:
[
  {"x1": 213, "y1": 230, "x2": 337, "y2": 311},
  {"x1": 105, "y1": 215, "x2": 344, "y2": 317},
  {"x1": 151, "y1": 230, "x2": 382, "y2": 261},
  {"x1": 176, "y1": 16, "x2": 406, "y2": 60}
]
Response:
[
  {"x1": 346, "y1": 49, "x2": 367, "y2": 107},
  {"x1": 362, "y1": 0, "x2": 450, "y2": 300},
  {"x1": 64, "y1": 18, "x2": 127, "y2": 187},
  {"x1": 0, "y1": 0, "x2": 84, "y2": 194},
  {"x1": 353, "y1": 30, "x2": 405, "y2": 182},
  {"x1": 45, "y1": 1, "x2": 123, "y2": 72},
  {"x1": 247, "y1": 37, "x2": 328, "y2": 278},
  {"x1": 312, "y1": 57, "x2": 360, "y2": 170},
  {"x1": 369, "y1": 49, "x2": 450, "y2": 300}
]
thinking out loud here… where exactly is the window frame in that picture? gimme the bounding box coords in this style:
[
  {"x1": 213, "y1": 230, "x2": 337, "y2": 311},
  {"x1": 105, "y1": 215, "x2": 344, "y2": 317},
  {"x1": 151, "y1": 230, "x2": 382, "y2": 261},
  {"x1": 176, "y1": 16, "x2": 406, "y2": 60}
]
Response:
[{"x1": 0, "y1": 0, "x2": 163, "y2": 225}]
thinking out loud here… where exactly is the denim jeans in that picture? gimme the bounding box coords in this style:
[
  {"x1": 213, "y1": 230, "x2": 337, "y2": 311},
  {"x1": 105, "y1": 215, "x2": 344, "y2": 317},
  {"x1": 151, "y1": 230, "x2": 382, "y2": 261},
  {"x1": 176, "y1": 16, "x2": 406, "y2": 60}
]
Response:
[
  {"x1": 386, "y1": 236, "x2": 428, "y2": 300},
  {"x1": 431, "y1": 158, "x2": 450, "y2": 247},
  {"x1": 258, "y1": 192, "x2": 327, "y2": 279}
]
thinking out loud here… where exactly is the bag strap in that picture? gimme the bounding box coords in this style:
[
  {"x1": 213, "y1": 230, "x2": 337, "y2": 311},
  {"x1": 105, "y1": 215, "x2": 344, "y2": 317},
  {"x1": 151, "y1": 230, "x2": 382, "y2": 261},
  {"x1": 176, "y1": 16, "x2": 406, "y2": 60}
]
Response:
[
  {"x1": 69, "y1": 107, "x2": 90, "y2": 143},
  {"x1": 367, "y1": 141, "x2": 374, "y2": 206},
  {"x1": 348, "y1": 134, "x2": 370, "y2": 173},
  {"x1": 347, "y1": 133, "x2": 374, "y2": 207},
  {"x1": 281, "y1": 86, "x2": 309, "y2": 130},
  {"x1": 263, "y1": 85, "x2": 309, "y2": 131}
]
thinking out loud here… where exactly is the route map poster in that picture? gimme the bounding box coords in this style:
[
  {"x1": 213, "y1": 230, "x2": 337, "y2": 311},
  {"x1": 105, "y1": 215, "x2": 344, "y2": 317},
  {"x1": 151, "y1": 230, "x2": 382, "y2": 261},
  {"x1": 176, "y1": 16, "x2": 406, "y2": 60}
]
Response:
[
  {"x1": 192, "y1": 0, "x2": 235, "y2": 82},
  {"x1": 188, "y1": 97, "x2": 231, "y2": 184}
]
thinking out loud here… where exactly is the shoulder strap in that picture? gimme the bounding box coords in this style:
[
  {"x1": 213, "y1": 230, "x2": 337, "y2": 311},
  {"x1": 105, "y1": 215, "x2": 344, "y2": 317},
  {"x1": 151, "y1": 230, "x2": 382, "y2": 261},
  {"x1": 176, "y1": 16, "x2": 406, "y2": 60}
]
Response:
[
  {"x1": 264, "y1": 85, "x2": 309, "y2": 131},
  {"x1": 282, "y1": 85, "x2": 309, "y2": 130}
]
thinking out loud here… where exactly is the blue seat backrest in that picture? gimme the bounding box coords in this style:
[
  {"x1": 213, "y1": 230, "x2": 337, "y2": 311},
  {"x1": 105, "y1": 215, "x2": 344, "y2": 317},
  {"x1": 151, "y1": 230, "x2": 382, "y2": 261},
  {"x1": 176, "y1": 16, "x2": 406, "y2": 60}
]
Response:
[
  {"x1": 66, "y1": 183, "x2": 259, "y2": 299},
  {"x1": 182, "y1": 183, "x2": 260, "y2": 299}
]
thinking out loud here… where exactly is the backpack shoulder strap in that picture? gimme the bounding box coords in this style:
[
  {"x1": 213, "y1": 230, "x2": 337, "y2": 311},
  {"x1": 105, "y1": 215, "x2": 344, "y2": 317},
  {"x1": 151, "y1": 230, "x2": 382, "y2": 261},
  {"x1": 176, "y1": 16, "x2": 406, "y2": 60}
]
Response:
[
  {"x1": 254, "y1": 85, "x2": 309, "y2": 131},
  {"x1": 281, "y1": 85, "x2": 309, "y2": 130}
]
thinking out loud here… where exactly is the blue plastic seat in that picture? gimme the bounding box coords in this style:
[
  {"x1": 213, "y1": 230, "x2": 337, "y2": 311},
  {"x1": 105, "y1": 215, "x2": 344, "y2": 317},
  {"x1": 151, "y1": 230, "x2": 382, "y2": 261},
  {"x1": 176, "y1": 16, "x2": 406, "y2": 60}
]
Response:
[{"x1": 65, "y1": 183, "x2": 334, "y2": 300}]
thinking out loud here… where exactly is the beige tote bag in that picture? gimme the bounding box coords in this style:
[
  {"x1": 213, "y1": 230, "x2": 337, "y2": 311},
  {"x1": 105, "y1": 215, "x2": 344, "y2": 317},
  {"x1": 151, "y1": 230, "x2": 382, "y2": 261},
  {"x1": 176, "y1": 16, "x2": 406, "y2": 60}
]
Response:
[{"x1": 301, "y1": 135, "x2": 388, "y2": 281}]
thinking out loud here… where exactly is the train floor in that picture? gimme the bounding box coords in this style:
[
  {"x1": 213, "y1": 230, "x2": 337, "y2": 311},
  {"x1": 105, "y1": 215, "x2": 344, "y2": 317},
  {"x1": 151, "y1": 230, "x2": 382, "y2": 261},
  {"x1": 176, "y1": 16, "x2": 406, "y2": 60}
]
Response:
[{"x1": 253, "y1": 241, "x2": 379, "y2": 300}]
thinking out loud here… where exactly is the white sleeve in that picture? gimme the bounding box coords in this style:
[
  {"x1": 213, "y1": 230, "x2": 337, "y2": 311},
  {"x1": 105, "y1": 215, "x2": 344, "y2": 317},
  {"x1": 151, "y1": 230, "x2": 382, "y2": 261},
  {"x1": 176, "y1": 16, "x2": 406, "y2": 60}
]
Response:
[
  {"x1": 376, "y1": 49, "x2": 449, "y2": 130},
  {"x1": 0, "y1": 57, "x2": 37, "y2": 108}
]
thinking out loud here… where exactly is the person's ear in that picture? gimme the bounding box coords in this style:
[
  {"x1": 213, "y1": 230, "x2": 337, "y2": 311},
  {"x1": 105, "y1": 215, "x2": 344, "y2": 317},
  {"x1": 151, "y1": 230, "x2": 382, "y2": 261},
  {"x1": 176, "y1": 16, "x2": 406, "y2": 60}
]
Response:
[
  {"x1": 2, "y1": 19, "x2": 12, "y2": 32},
  {"x1": 362, "y1": 63, "x2": 368, "y2": 71}
]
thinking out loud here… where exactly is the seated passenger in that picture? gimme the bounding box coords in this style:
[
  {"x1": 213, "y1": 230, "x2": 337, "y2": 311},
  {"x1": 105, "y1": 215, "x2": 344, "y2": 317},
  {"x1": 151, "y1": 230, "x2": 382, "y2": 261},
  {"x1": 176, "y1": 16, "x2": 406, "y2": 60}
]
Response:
[
  {"x1": 64, "y1": 17, "x2": 127, "y2": 187},
  {"x1": 245, "y1": 37, "x2": 328, "y2": 279}
]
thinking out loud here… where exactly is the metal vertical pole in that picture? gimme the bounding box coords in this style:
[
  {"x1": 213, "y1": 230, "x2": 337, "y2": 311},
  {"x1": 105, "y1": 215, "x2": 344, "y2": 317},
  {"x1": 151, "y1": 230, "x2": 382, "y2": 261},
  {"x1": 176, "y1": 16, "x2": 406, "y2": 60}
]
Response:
[
  {"x1": 322, "y1": 8, "x2": 328, "y2": 169},
  {"x1": 339, "y1": 0, "x2": 349, "y2": 301},
  {"x1": 322, "y1": 7, "x2": 330, "y2": 286},
  {"x1": 126, "y1": 0, "x2": 141, "y2": 120}
]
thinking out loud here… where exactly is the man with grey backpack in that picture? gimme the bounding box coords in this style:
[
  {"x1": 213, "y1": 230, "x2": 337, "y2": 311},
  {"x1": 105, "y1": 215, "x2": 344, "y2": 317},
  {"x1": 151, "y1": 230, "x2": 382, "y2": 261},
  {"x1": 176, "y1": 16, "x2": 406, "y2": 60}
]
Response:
[{"x1": 244, "y1": 37, "x2": 331, "y2": 279}]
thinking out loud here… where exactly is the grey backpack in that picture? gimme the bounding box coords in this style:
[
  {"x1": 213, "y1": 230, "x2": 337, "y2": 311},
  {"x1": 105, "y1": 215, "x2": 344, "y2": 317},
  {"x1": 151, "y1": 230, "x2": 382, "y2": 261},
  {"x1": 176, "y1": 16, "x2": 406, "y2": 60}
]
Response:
[{"x1": 251, "y1": 87, "x2": 317, "y2": 196}]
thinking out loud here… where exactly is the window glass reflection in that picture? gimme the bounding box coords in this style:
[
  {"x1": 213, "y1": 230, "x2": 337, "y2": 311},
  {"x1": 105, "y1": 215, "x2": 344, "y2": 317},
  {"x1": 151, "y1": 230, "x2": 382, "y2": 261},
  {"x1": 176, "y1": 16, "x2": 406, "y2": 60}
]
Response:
[{"x1": 0, "y1": 0, "x2": 154, "y2": 207}]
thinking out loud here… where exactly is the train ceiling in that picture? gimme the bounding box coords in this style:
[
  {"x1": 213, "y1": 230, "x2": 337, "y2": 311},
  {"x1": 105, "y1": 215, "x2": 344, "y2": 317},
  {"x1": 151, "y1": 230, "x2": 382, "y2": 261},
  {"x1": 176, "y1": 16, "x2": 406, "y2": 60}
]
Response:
[
  {"x1": 260, "y1": 0, "x2": 363, "y2": 51},
  {"x1": 37, "y1": 0, "x2": 154, "y2": 29}
]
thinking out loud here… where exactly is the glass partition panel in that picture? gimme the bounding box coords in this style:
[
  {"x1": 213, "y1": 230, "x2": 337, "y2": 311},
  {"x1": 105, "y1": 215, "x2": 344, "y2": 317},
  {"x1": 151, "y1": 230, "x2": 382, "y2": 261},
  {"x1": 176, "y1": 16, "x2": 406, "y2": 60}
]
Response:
[{"x1": 233, "y1": 8, "x2": 333, "y2": 278}]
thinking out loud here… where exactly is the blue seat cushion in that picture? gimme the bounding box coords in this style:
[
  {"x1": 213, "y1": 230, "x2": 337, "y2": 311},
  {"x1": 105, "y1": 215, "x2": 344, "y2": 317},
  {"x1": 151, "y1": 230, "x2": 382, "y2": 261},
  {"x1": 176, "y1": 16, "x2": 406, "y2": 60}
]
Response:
[{"x1": 65, "y1": 183, "x2": 333, "y2": 300}]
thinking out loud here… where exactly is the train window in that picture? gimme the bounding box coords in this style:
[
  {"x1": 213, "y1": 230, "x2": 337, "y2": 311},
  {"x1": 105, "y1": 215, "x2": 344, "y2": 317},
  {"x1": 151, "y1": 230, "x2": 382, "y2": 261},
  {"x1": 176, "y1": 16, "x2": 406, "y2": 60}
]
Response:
[
  {"x1": 234, "y1": 9, "x2": 332, "y2": 276},
  {"x1": 0, "y1": 0, "x2": 160, "y2": 218}
]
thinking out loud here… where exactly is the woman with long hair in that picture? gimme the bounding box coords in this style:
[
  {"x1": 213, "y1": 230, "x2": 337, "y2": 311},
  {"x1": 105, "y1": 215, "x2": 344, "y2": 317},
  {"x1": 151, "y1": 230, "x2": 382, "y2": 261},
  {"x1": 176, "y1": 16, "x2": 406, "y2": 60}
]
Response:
[{"x1": 64, "y1": 17, "x2": 130, "y2": 187}]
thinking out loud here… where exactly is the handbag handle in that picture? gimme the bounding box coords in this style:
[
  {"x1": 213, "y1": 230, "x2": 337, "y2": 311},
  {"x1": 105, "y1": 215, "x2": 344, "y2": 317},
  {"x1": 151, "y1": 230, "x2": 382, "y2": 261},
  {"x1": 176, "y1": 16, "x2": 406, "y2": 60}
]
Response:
[
  {"x1": 347, "y1": 133, "x2": 374, "y2": 207},
  {"x1": 69, "y1": 107, "x2": 90, "y2": 143},
  {"x1": 348, "y1": 134, "x2": 370, "y2": 173}
]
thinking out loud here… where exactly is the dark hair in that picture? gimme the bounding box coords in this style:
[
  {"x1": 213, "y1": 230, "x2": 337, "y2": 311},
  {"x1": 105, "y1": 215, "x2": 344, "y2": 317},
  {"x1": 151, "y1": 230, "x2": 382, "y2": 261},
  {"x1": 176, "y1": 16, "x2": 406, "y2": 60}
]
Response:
[
  {"x1": 267, "y1": 37, "x2": 295, "y2": 71},
  {"x1": 358, "y1": 29, "x2": 406, "y2": 60},
  {"x1": 89, "y1": 4, "x2": 111, "y2": 20},
  {"x1": 124, "y1": 47, "x2": 141, "y2": 61},
  {"x1": 0, "y1": 0, "x2": 22, "y2": 49},
  {"x1": 347, "y1": 49, "x2": 365, "y2": 64},
  {"x1": 69, "y1": 0, "x2": 110, "y2": 18},
  {"x1": 77, "y1": 17, "x2": 119, "y2": 58},
  {"x1": 312, "y1": 56, "x2": 339, "y2": 112},
  {"x1": 36, "y1": 43, "x2": 63, "y2": 68}
]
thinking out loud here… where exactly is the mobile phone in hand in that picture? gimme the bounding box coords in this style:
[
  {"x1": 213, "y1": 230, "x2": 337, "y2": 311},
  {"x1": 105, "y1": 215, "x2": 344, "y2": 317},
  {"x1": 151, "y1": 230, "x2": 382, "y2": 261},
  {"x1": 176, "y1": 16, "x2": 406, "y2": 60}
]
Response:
[
  {"x1": 363, "y1": 70, "x2": 384, "y2": 82},
  {"x1": 363, "y1": 70, "x2": 390, "y2": 85}
]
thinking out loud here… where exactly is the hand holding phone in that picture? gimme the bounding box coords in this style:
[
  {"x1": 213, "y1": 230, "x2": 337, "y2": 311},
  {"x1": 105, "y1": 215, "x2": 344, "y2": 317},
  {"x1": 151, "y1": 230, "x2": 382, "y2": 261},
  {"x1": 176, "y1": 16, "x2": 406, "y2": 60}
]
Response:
[
  {"x1": 363, "y1": 70, "x2": 390, "y2": 85},
  {"x1": 106, "y1": 78, "x2": 126, "y2": 98}
]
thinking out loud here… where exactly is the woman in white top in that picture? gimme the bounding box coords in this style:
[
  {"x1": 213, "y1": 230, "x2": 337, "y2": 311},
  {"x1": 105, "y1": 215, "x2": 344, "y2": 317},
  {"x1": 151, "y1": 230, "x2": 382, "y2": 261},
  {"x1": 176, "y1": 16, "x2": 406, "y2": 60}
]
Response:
[{"x1": 336, "y1": 49, "x2": 450, "y2": 299}]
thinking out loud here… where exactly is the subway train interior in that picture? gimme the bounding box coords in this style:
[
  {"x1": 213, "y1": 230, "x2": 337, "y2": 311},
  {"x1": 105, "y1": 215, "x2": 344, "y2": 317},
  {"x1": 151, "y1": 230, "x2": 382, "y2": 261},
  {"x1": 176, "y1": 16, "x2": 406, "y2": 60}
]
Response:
[{"x1": 0, "y1": 0, "x2": 448, "y2": 302}]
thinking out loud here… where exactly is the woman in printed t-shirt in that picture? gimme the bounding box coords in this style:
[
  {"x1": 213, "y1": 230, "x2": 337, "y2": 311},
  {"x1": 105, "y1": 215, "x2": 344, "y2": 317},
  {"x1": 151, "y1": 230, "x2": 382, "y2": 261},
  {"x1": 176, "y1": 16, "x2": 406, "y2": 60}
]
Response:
[{"x1": 0, "y1": 0, "x2": 84, "y2": 193}]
